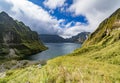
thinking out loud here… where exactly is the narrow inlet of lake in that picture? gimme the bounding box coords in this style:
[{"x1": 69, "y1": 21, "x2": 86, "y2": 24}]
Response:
[{"x1": 26, "y1": 43, "x2": 81, "y2": 61}]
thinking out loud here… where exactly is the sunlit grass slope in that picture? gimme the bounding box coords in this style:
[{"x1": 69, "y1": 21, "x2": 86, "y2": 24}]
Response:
[{"x1": 0, "y1": 40, "x2": 120, "y2": 83}]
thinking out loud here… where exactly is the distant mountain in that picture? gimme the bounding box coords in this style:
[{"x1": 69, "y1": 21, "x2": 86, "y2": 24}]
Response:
[
  {"x1": 0, "y1": 11, "x2": 47, "y2": 59},
  {"x1": 39, "y1": 32, "x2": 90, "y2": 44},
  {"x1": 39, "y1": 34, "x2": 67, "y2": 43},
  {"x1": 67, "y1": 32, "x2": 90, "y2": 43}
]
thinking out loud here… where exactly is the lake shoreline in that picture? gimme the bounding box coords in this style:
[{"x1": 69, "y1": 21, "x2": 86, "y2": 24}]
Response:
[{"x1": 25, "y1": 43, "x2": 81, "y2": 61}]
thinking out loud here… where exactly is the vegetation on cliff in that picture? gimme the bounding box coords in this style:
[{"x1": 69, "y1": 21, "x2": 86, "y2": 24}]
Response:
[{"x1": 0, "y1": 11, "x2": 47, "y2": 59}]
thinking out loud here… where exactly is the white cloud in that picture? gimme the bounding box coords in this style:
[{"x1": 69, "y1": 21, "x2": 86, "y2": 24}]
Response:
[
  {"x1": 0, "y1": 0, "x2": 120, "y2": 38},
  {"x1": 0, "y1": 0, "x2": 63, "y2": 35},
  {"x1": 67, "y1": 0, "x2": 120, "y2": 36},
  {"x1": 61, "y1": 22, "x2": 88, "y2": 38},
  {"x1": 44, "y1": 0, "x2": 66, "y2": 9}
]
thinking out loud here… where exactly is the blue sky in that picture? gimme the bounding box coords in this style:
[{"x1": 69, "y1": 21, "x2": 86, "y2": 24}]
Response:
[
  {"x1": 29, "y1": 0, "x2": 88, "y2": 27},
  {"x1": 0, "y1": 0, "x2": 120, "y2": 38}
]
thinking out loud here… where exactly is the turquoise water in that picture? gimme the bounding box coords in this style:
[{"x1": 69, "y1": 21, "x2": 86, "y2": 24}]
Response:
[{"x1": 27, "y1": 43, "x2": 81, "y2": 61}]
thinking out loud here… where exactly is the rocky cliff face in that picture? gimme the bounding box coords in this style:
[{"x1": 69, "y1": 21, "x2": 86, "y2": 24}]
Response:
[
  {"x1": 0, "y1": 11, "x2": 47, "y2": 59},
  {"x1": 68, "y1": 32, "x2": 90, "y2": 43}
]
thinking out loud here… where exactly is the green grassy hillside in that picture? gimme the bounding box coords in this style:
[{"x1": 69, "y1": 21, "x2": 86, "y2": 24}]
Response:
[
  {"x1": 83, "y1": 8, "x2": 120, "y2": 46},
  {"x1": 0, "y1": 40, "x2": 120, "y2": 83},
  {"x1": 0, "y1": 9, "x2": 120, "y2": 83}
]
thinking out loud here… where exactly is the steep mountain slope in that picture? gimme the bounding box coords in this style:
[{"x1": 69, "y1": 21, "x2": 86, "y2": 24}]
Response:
[
  {"x1": 68, "y1": 32, "x2": 90, "y2": 43},
  {"x1": 0, "y1": 11, "x2": 47, "y2": 59},
  {"x1": 75, "y1": 8, "x2": 120, "y2": 64},
  {"x1": 0, "y1": 9, "x2": 120, "y2": 83},
  {"x1": 83, "y1": 8, "x2": 120, "y2": 46}
]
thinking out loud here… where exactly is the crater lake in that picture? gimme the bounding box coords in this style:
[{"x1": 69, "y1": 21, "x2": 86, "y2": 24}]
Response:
[{"x1": 26, "y1": 43, "x2": 81, "y2": 61}]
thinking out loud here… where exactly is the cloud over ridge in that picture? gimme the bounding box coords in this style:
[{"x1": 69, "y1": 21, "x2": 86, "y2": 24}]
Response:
[{"x1": 0, "y1": 0, "x2": 120, "y2": 38}]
